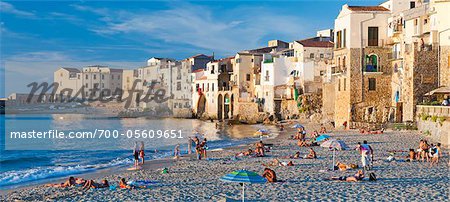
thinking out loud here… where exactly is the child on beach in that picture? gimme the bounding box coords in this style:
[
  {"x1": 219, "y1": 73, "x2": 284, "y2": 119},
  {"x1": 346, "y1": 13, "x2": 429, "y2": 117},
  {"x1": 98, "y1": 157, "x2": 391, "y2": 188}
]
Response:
[{"x1": 262, "y1": 168, "x2": 277, "y2": 183}]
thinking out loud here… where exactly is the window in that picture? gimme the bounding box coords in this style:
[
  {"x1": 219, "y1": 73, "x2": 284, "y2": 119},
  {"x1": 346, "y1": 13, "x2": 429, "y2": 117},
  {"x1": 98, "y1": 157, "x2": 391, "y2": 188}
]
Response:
[
  {"x1": 410, "y1": 1, "x2": 415, "y2": 9},
  {"x1": 246, "y1": 74, "x2": 251, "y2": 81},
  {"x1": 320, "y1": 54, "x2": 324, "y2": 58},
  {"x1": 368, "y1": 27, "x2": 379, "y2": 46},
  {"x1": 211, "y1": 83, "x2": 214, "y2": 91},
  {"x1": 424, "y1": 19, "x2": 428, "y2": 24},
  {"x1": 85, "y1": 83, "x2": 88, "y2": 88},
  {"x1": 102, "y1": 83, "x2": 104, "y2": 88},
  {"x1": 251, "y1": 59, "x2": 254, "y2": 62},
  {"x1": 265, "y1": 70, "x2": 270, "y2": 81},
  {"x1": 78, "y1": 75, "x2": 80, "y2": 79},
  {"x1": 336, "y1": 30, "x2": 342, "y2": 48},
  {"x1": 338, "y1": 79, "x2": 341, "y2": 91},
  {"x1": 342, "y1": 56, "x2": 346, "y2": 69},
  {"x1": 368, "y1": 78, "x2": 376, "y2": 91},
  {"x1": 236, "y1": 58, "x2": 241, "y2": 63},
  {"x1": 344, "y1": 78, "x2": 347, "y2": 91},
  {"x1": 177, "y1": 82, "x2": 181, "y2": 90},
  {"x1": 310, "y1": 53, "x2": 314, "y2": 59},
  {"x1": 365, "y1": 54, "x2": 378, "y2": 72},
  {"x1": 93, "y1": 75, "x2": 97, "y2": 80},
  {"x1": 207, "y1": 83, "x2": 209, "y2": 92},
  {"x1": 343, "y1": 29, "x2": 346, "y2": 48},
  {"x1": 118, "y1": 75, "x2": 120, "y2": 80},
  {"x1": 85, "y1": 75, "x2": 88, "y2": 79},
  {"x1": 101, "y1": 75, "x2": 104, "y2": 80}
]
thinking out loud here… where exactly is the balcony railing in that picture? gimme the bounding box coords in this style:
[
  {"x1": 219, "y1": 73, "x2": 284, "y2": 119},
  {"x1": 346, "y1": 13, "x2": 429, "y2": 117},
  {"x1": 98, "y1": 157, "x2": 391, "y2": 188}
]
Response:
[
  {"x1": 263, "y1": 59, "x2": 273, "y2": 63},
  {"x1": 363, "y1": 39, "x2": 386, "y2": 47},
  {"x1": 219, "y1": 86, "x2": 231, "y2": 91},
  {"x1": 364, "y1": 65, "x2": 379, "y2": 72}
]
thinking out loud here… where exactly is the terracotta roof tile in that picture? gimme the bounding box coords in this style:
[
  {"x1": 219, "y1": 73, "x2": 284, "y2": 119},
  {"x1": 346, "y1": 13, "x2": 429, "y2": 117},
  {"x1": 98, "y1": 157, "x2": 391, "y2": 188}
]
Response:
[
  {"x1": 348, "y1": 6, "x2": 390, "y2": 12},
  {"x1": 296, "y1": 37, "x2": 334, "y2": 48}
]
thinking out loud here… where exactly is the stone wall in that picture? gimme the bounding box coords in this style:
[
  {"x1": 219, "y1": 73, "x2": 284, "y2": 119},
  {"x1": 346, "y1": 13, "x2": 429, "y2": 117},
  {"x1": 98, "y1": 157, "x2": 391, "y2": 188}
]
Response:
[
  {"x1": 439, "y1": 45, "x2": 450, "y2": 87},
  {"x1": 322, "y1": 82, "x2": 335, "y2": 121},
  {"x1": 417, "y1": 119, "x2": 450, "y2": 148},
  {"x1": 237, "y1": 102, "x2": 260, "y2": 124},
  {"x1": 280, "y1": 99, "x2": 299, "y2": 119}
]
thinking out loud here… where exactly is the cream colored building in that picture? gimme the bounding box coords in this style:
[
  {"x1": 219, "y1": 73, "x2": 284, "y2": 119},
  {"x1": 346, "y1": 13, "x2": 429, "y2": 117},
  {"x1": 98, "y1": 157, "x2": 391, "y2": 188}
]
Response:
[{"x1": 54, "y1": 67, "x2": 82, "y2": 100}]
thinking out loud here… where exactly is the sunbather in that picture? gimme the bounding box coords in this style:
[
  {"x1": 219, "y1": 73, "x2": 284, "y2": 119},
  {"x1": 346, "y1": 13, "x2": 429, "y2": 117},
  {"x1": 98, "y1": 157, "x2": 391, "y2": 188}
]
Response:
[
  {"x1": 255, "y1": 141, "x2": 265, "y2": 157},
  {"x1": 236, "y1": 149, "x2": 253, "y2": 157},
  {"x1": 45, "y1": 176, "x2": 76, "y2": 188},
  {"x1": 119, "y1": 178, "x2": 133, "y2": 189},
  {"x1": 83, "y1": 179, "x2": 109, "y2": 190},
  {"x1": 304, "y1": 148, "x2": 317, "y2": 159},
  {"x1": 262, "y1": 168, "x2": 277, "y2": 183},
  {"x1": 330, "y1": 170, "x2": 365, "y2": 182}
]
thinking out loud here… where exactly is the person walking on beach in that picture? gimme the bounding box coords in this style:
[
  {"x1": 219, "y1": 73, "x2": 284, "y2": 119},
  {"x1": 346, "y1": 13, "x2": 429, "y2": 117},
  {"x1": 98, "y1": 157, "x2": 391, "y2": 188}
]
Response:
[
  {"x1": 133, "y1": 142, "x2": 139, "y2": 169},
  {"x1": 174, "y1": 144, "x2": 181, "y2": 160},
  {"x1": 363, "y1": 140, "x2": 374, "y2": 169},
  {"x1": 200, "y1": 138, "x2": 208, "y2": 159},
  {"x1": 357, "y1": 142, "x2": 369, "y2": 170},
  {"x1": 139, "y1": 141, "x2": 145, "y2": 165}
]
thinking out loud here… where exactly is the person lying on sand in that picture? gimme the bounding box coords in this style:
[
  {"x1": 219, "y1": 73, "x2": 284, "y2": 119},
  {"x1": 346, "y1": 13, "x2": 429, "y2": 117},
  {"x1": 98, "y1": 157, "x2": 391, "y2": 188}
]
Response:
[
  {"x1": 119, "y1": 178, "x2": 133, "y2": 189},
  {"x1": 297, "y1": 139, "x2": 310, "y2": 147},
  {"x1": 330, "y1": 170, "x2": 364, "y2": 182},
  {"x1": 304, "y1": 148, "x2": 317, "y2": 159},
  {"x1": 262, "y1": 159, "x2": 294, "y2": 167},
  {"x1": 83, "y1": 179, "x2": 109, "y2": 190},
  {"x1": 262, "y1": 168, "x2": 277, "y2": 183},
  {"x1": 311, "y1": 130, "x2": 320, "y2": 139},
  {"x1": 236, "y1": 149, "x2": 254, "y2": 157},
  {"x1": 45, "y1": 176, "x2": 77, "y2": 188}
]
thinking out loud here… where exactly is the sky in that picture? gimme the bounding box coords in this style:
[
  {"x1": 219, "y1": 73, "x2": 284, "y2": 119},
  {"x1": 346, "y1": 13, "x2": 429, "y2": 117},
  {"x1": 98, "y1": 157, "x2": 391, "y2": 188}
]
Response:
[{"x1": 0, "y1": 0, "x2": 384, "y2": 96}]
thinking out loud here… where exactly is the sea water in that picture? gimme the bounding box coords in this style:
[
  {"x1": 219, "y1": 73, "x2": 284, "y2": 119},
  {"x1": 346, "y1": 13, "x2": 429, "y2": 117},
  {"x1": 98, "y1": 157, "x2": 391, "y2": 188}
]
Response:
[{"x1": 0, "y1": 114, "x2": 275, "y2": 189}]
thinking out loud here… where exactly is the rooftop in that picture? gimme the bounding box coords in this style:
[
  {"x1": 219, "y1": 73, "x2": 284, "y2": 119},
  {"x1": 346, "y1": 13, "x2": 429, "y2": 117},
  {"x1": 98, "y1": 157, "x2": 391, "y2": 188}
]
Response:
[
  {"x1": 296, "y1": 37, "x2": 334, "y2": 48},
  {"x1": 347, "y1": 6, "x2": 390, "y2": 12},
  {"x1": 61, "y1": 67, "x2": 81, "y2": 73}
]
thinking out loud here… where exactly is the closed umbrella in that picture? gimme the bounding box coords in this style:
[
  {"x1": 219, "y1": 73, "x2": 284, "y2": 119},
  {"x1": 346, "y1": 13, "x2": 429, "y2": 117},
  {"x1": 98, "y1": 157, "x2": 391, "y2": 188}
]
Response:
[{"x1": 220, "y1": 170, "x2": 267, "y2": 202}]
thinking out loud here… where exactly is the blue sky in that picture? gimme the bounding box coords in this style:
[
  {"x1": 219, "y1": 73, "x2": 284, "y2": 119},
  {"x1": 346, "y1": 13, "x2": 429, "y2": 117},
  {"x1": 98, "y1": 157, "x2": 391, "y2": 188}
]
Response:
[{"x1": 1, "y1": 0, "x2": 384, "y2": 96}]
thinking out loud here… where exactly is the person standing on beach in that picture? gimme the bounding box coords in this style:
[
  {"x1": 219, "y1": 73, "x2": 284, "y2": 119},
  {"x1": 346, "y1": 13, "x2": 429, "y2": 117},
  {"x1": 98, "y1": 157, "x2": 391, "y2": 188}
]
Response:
[
  {"x1": 133, "y1": 142, "x2": 139, "y2": 169},
  {"x1": 139, "y1": 141, "x2": 145, "y2": 165},
  {"x1": 363, "y1": 140, "x2": 373, "y2": 169},
  {"x1": 200, "y1": 138, "x2": 208, "y2": 159},
  {"x1": 357, "y1": 142, "x2": 369, "y2": 170},
  {"x1": 174, "y1": 144, "x2": 180, "y2": 159}
]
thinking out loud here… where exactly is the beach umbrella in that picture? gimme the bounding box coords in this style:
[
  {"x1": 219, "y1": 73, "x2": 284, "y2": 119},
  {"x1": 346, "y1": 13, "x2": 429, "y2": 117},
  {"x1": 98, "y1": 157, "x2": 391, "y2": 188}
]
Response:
[
  {"x1": 220, "y1": 170, "x2": 267, "y2": 202},
  {"x1": 254, "y1": 129, "x2": 270, "y2": 137},
  {"x1": 320, "y1": 139, "x2": 349, "y2": 170},
  {"x1": 320, "y1": 139, "x2": 348, "y2": 150},
  {"x1": 315, "y1": 134, "x2": 331, "y2": 142},
  {"x1": 291, "y1": 123, "x2": 304, "y2": 129}
]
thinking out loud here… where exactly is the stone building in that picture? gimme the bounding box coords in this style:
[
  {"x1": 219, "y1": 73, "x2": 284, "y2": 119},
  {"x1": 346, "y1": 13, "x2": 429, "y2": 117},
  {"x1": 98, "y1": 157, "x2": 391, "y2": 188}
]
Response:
[{"x1": 327, "y1": 4, "x2": 393, "y2": 128}]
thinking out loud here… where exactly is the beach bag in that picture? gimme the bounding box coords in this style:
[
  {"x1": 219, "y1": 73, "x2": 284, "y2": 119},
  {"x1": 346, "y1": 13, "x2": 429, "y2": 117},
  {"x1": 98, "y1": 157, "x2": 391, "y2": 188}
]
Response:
[{"x1": 369, "y1": 173, "x2": 377, "y2": 181}]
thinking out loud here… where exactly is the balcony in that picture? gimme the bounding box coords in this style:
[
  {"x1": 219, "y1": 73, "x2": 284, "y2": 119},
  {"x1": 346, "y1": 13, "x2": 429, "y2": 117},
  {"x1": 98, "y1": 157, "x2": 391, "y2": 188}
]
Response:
[
  {"x1": 219, "y1": 86, "x2": 231, "y2": 91},
  {"x1": 363, "y1": 39, "x2": 386, "y2": 47},
  {"x1": 364, "y1": 65, "x2": 379, "y2": 73},
  {"x1": 417, "y1": 105, "x2": 450, "y2": 118}
]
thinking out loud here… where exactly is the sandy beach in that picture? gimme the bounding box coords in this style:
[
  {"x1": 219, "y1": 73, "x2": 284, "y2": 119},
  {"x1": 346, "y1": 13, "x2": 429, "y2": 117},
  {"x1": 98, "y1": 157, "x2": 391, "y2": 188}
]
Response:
[{"x1": 2, "y1": 121, "x2": 448, "y2": 201}]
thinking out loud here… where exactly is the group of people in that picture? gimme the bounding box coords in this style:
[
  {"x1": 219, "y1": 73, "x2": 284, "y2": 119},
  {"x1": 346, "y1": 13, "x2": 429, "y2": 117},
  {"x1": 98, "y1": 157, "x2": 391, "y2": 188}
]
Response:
[
  {"x1": 133, "y1": 142, "x2": 145, "y2": 169},
  {"x1": 46, "y1": 176, "x2": 136, "y2": 190},
  {"x1": 189, "y1": 136, "x2": 208, "y2": 160},
  {"x1": 406, "y1": 140, "x2": 441, "y2": 166}
]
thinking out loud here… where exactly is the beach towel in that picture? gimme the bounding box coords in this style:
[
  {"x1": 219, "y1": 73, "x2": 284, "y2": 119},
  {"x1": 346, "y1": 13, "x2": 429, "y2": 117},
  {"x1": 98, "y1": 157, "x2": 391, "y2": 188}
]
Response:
[{"x1": 128, "y1": 180, "x2": 158, "y2": 188}]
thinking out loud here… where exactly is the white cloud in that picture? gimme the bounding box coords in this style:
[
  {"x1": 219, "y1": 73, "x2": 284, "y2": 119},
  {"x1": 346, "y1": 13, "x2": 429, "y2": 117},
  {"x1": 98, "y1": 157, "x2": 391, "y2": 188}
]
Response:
[
  {"x1": 0, "y1": 2, "x2": 35, "y2": 17},
  {"x1": 73, "y1": 3, "x2": 310, "y2": 57}
]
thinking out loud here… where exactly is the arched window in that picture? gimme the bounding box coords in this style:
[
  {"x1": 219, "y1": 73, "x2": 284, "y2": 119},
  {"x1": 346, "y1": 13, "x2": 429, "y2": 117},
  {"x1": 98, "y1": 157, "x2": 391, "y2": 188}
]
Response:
[{"x1": 342, "y1": 56, "x2": 346, "y2": 70}]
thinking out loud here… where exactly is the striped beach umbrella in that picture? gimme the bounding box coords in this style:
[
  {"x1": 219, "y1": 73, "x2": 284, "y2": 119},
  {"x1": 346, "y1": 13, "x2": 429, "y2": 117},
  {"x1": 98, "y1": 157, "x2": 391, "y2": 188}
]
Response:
[{"x1": 220, "y1": 170, "x2": 266, "y2": 201}]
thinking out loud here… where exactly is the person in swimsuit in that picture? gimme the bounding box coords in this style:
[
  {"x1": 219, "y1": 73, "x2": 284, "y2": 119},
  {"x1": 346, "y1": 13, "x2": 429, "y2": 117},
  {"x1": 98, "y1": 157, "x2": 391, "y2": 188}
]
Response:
[
  {"x1": 83, "y1": 179, "x2": 109, "y2": 190},
  {"x1": 139, "y1": 141, "x2": 145, "y2": 165},
  {"x1": 45, "y1": 176, "x2": 76, "y2": 188},
  {"x1": 200, "y1": 138, "x2": 208, "y2": 159},
  {"x1": 119, "y1": 178, "x2": 133, "y2": 189},
  {"x1": 331, "y1": 170, "x2": 364, "y2": 182},
  {"x1": 305, "y1": 148, "x2": 317, "y2": 159},
  {"x1": 262, "y1": 168, "x2": 277, "y2": 183},
  {"x1": 133, "y1": 142, "x2": 139, "y2": 169},
  {"x1": 255, "y1": 141, "x2": 265, "y2": 157}
]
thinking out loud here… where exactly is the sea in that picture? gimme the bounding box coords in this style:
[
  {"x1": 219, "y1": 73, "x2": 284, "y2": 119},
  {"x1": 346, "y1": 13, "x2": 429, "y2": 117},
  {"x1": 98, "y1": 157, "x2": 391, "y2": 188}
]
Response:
[{"x1": 0, "y1": 114, "x2": 277, "y2": 190}]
